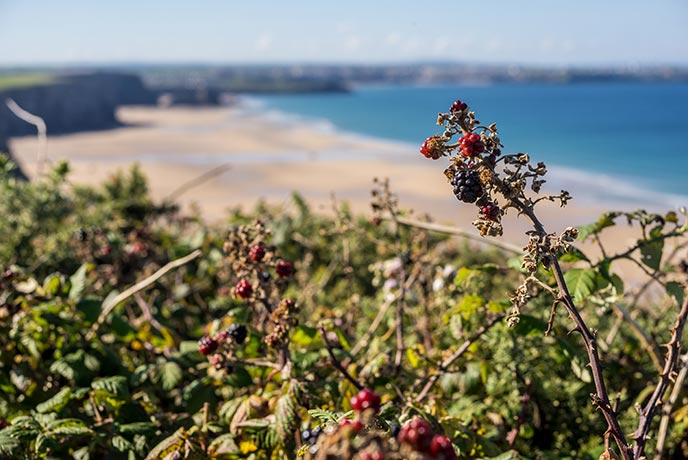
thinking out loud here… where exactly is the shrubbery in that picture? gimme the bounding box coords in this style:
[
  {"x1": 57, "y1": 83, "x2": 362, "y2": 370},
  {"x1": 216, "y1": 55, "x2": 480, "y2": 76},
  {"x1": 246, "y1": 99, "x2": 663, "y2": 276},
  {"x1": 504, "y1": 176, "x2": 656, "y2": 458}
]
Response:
[{"x1": 1, "y1": 101, "x2": 687, "y2": 460}]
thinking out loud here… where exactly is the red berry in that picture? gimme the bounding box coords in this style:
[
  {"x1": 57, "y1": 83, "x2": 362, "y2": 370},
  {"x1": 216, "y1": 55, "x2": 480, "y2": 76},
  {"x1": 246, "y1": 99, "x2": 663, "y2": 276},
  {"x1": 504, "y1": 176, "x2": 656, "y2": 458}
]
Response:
[
  {"x1": 420, "y1": 135, "x2": 444, "y2": 160},
  {"x1": 458, "y1": 132, "x2": 484, "y2": 158},
  {"x1": 275, "y1": 260, "x2": 293, "y2": 278},
  {"x1": 235, "y1": 279, "x2": 253, "y2": 299},
  {"x1": 339, "y1": 418, "x2": 363, "y2": 433},
  {"x1": 480, "y1": 204, "x2": 500, "y2": 221},
  {"x1": 351, "y1": 388, "x2": 381, "y2": 413},
  {"x1": 398, "y1": 417, "x2": 434, "y2": 452},
  {"x1": 214, "y1": 330, "x2": 230, "y2": 343},
  {"x1": 249, "y1": 244, "x2": 266, "y2": 262},
  {"x1": 450, "y1": 99, "x2": 468, "y2": 113},
  {"x1": 360, "y1": 451, "x2": 384, "y2": 460},
  {"x1": 198, "y1": 335, "x2": 218, "y2": 356},
  {"x1": 430, "y1": 435, "x2": 457, "y2": 460}
]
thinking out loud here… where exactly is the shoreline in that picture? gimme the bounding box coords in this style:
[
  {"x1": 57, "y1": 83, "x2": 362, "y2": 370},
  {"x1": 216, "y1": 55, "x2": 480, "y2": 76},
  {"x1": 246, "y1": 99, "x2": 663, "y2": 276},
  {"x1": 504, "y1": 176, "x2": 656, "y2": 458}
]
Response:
[{"x1": 7, "y1": 104, "x2": 683, "y2": 287}]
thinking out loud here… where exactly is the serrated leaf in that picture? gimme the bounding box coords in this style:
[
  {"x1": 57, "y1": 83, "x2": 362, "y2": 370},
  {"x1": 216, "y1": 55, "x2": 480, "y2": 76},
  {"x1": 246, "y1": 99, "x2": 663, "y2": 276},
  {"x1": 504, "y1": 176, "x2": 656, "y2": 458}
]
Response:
[
  {"x1": 578, "y1": 212, "x2": 620, "y2": 241},
  {"x1": 638, "y1": 238, "x2": 663, "y2": 271},
  {"x1": 112, "y1": 434, "x2": 135, "y2": 452},
  {"x1": 92, "y1": 376, "x2": 129, "y2": 397},
  {"x1": 275, "y1": 382, "x2": 299, "y2": 457},
  {"x1": 559, "y1": 246, "x2": 590, "y2": 263},
  {"x1": 307, "y1": 409, "x2": 340, "y2": 424},
  {"x1": 158, "y1": 361, "x2": 182, "y2": 391},
  {"x1": 36, "y1": 387, "x2": 72, "y2": 413},
  {"x1": 666, "y1": 281, "x2": 685, "y2": 306},
  {"x1": 118, "y1": 422, "x2": 157, "y2": 435},
  {"x1": 563, "y1": 268, "x2": 598, "y2": 303},
  {"x1": 69, "y1": 263, "x2": 89, "y2": 301}
]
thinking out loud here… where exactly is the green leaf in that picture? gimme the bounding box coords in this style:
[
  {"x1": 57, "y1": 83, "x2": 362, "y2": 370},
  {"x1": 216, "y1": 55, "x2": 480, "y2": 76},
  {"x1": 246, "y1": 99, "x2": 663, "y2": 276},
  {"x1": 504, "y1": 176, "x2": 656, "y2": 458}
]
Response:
[
  {"x1": 112, "y1": 434, "x2": 135, "y2": 452},
  {"x1": 43, "y1": 273, "x2": 62, "y2": 298},
  {"x1": 563, "y1": 268, "x2": 598, "y2": 303},
  {"x1": 46, "y1": 418, "x2": 93, "y2": 436},
  {"x1": 275, "y1": 383, "x2": 299, "y2": 452},
  {"x1": 666, "y1": 281, "x2": 685, "y2": 306},
  {"x1": 158, "y1": 361, "x2": 183, "y2": 391},
  {"x1": 457, "y1": 294, "x2": 485, "y2": 319},
  {"x1": 577, "y1": 212, "x2": 620, "y2": 241},
  {"x1": 92, "y1": 376, "x2": 129, "y2": 397},
  {"x1": 36, "y1": 387, "x2": 72, "y2": 413},
  {"x1": 69, "y1": 263, "x2": 89, "y2": 301},
  {"x1": 638, "y1": 238, "x2": 664, "y2": 271},
  {"x1": 558, "y1": 246, "x2": 590, "y2": 263},
  {"x1": 118, "y1": 422, "x2": 157, "y2": 435}
]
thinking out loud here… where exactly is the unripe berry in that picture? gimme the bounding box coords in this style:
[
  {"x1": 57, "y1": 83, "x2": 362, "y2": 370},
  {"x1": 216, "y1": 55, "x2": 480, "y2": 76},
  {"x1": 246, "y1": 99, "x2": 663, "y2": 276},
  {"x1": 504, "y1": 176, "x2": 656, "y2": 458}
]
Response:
[
  {"x1": 420, "y1": 135, "x2": 444, "y2": 160},
  {"x1": 458, "y1": 132, "x2": 484, "y2": 158},
  {"x1": 398, "y1": 417, "x2": 434, "y2": 452},
  {"x1": 350, "y1": 388, "x2": 381, "y2": 413},
  {"x1": 249, "y1": 244, "x2": 266, "y2": 262},
  {"x1": 235, "y1": 279, "x2": 253, "y2": 299},
  {"x1": 450, "y1": 99, "x2": 468, "y2": 113},
  {"x1": 275, "y1": 260, "x2": 294, "y2": 278},
  {"x1": 480, "y1": 204, "x2": 500, "y2": 221},
  {"x1": 198, "y1": 336, "x2": 218, "y2": 356},
  {"x1": 430, "y1": 435, "x2": 457, "y2": 460}
]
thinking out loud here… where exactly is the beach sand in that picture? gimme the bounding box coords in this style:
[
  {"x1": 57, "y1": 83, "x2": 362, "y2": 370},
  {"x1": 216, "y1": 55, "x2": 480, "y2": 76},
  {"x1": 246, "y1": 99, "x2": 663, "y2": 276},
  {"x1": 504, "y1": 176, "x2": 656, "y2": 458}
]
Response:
[{"x1": 8, "y1": 105, "x2": 681, "y2": 287}]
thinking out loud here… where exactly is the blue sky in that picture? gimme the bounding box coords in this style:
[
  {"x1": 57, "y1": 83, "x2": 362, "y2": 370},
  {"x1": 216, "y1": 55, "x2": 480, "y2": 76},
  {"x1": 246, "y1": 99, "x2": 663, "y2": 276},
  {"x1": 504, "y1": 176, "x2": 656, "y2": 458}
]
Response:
[{"x1": 0, "y1": 0, "x2": 686, "y2": 66}]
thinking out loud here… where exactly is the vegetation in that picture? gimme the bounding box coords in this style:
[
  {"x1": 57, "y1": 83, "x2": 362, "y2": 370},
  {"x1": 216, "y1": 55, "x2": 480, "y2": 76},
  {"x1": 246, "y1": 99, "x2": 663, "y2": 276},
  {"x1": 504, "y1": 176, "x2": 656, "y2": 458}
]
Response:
[
  {"x1": 1, "y1": 100, "x2": 687, "y2": 460},
  {"x1": 0, "y1": 74, "x2": 56, "y2": 91}
]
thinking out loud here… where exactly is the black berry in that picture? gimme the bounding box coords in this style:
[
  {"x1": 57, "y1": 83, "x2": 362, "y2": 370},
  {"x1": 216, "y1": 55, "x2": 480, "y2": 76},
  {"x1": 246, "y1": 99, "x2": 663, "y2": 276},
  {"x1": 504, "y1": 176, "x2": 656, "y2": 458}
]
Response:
[
  {"x1": 275, "y1": 261, "x2": 294, "y2": 278},
  {"x1": 450, "y1": 169, "x2": 483, "y2": 203},
  {"x1": 228, "y1": 323, "x2": 248, "y2": 344}
]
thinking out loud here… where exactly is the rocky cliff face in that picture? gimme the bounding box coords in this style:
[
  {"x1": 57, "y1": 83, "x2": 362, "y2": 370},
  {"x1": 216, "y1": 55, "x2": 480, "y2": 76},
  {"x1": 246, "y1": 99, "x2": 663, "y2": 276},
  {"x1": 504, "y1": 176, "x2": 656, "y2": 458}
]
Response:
[
  {"x1": 0, "y1": 73, "x2": 155, "y2": 139},
  {"x1": 0, "y1": 73, "x2": 156, "y2": 178}
]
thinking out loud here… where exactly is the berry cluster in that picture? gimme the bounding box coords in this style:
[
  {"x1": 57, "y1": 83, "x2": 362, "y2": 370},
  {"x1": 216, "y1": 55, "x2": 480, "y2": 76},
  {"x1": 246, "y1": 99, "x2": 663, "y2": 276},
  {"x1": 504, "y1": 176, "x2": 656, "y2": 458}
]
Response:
[
  {"x1": 450, "y1": 168, "x2": 483, "y2": 203},
  {"x1": 276, "y1": 260, "x2": 294, "y2": 278},
  {"x1": 449, "y1": 99, "x2": 468, "y2": 114},
  {"x1": 351, "y1": 388, "x2": 381, "y2": 413},
  {"x1": 197, "y1": 335, "x2": 218, "y2": 356},
  {"x1": 398, "y1": 417, "x2": 456, "y2": 460},
  {"x1": 235, "y1": 279, "x2": 253, "y2": 299},
  {"x1": 480, "y1": 203, "x2": 500, "y2": 221},
  {"x1": 248, "y1": 244, "x2": 266, "y2": 262},
  {"x1": 458, "y1": 132, "x2": 484, "y2": 158},
  {"x1": 420, "y1": 135, "x2": 445, "y2": 160}
]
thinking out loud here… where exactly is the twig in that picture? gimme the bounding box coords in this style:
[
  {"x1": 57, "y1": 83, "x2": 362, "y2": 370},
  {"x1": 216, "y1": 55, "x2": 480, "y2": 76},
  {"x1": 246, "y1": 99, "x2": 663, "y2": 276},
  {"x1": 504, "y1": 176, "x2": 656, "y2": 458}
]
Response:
[
  {"x1": 514, "y1": 198, "x2": 633, "y2": 460},
  {"x1": 6, "y1": 98, "x2": 48, "y2": 176},
  {"x1": 414, "y1": 312, "x2": 505, "y2": 403},
  {"x1": 392, "y1": 216, "x2": 522, "y2": 255},
  {"x1": 85, "y1": 249, "x2": 202, "y2": 341},
  {"x1": 611, "y1": 303, "x2": 663, "y2": 374},
  {"x1": 318, "y1": 325, "x2": 363, "y2": 391},
  {"x1": 393, "y1": 266, "x2": 407, "y2": 374},
  {"x1": 163, "y1": 163, "x2": 231, "y2": 201},
  {"x1": 654, "y1": 354, "x2": 688, "y2": 460},
  {"x1": 632, "y1": 294, "x2": 688, "y2": 459}
]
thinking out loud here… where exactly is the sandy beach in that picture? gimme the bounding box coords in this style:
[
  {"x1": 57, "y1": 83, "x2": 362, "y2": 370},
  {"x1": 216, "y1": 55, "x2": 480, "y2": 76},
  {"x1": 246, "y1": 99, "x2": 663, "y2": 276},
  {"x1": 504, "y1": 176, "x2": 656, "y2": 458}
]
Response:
[{"x1": 8, "y1": 105, "x2": 682, "y2": 286}]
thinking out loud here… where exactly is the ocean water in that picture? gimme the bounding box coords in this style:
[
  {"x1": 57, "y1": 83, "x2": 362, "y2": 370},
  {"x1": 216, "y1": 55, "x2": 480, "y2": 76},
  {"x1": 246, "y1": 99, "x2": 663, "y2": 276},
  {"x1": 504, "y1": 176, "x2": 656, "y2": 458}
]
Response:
[{"x1": 256, "y1": 83, "x2": 688, "y2": 206}]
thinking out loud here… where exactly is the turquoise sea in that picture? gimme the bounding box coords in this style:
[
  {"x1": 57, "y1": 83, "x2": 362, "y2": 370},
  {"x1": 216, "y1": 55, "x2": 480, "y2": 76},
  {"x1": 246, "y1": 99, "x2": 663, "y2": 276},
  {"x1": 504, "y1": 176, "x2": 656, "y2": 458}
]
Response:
[{"x1": 256, "y1": 83, "x2": 688, "y2": 206}]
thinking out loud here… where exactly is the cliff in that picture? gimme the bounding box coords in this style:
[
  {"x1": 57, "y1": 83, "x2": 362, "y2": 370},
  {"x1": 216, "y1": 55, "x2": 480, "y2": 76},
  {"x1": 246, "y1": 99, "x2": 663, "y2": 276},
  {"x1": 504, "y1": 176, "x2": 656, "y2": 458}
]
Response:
[{"x1": 0, "y1": 73, "x2": 157, "y2": 178}]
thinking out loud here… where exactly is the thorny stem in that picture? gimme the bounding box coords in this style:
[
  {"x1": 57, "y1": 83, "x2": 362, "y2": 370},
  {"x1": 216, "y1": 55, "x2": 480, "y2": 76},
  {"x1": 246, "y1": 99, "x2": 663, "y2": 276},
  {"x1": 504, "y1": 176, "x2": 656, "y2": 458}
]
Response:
[
  {"x1": 318, "y1": 325, "x2": 363, "y2": 391},
  {"x1": 632, "y1": 295, "x2": 688, "y2": 459},
  {"x1": 414, "y1": 312, "x2": 505, "y2": 403},
  {"x1": 654, "y1": 354, "x2": 688, "y2": 460},
  {"x1": 513, "y1": 198, "x2": 633, "y2": 460},
  {"x1": 394, "y1": 265, "x2": 407, "y2": 375}
]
